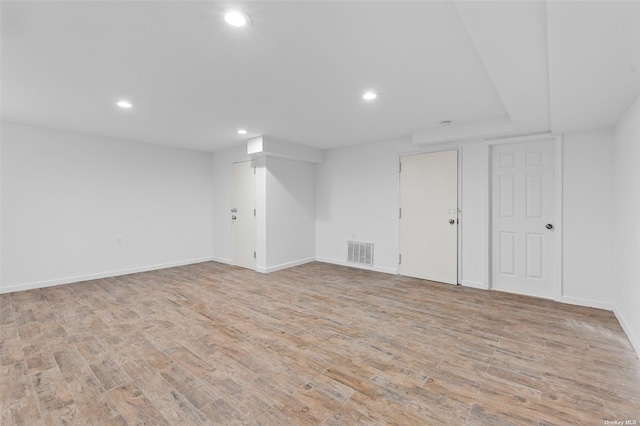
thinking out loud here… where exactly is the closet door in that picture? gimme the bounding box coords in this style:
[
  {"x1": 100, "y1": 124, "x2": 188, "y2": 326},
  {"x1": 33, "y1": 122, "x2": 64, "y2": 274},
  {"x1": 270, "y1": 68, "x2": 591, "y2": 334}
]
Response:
[
  {"x1": 399, "y1": 150, "x2": 458, "y2": 284},
  {"x1": 232, "y1": 160, "x2": 256, "y2": 269}
]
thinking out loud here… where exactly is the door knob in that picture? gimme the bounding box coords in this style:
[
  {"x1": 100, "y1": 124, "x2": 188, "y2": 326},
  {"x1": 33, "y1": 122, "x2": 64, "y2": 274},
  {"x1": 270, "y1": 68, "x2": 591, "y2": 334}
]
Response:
[
  {"x1": 546, "y1": 223, "x2": 553, "y2": 230},
  {"x1": 231, "y1": 215, "x2": 237, "y2": 220},
  {"x1": 449, "y1": 219, "x2": 455, "y2": 225}
]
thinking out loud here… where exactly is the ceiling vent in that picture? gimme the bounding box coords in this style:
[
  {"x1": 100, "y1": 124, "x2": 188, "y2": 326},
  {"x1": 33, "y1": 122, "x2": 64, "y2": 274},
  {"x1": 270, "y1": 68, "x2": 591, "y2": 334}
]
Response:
[{"x1": 347, "y1": 241, "x2": 374, "y2": 266}]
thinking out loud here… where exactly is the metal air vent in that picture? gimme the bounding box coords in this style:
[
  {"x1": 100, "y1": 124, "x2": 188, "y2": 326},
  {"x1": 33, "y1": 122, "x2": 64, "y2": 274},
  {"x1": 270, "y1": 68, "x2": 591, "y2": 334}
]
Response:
[{"x1": 347, "y1": 241, "x2": 374, "y2": 266}]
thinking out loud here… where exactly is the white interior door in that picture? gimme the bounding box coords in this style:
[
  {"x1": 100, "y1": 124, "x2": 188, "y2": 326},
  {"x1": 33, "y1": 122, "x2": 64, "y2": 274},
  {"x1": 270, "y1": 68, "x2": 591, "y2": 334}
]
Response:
[
  {"x1": 399, "y1": 150, "x2": 458, "y2": 284},
  {"x1": 491, "y1": 139, "x2": 556, "y2": 298},
  {"x1": 232, "y1": 161, "x2": 256, "y2": 269}
]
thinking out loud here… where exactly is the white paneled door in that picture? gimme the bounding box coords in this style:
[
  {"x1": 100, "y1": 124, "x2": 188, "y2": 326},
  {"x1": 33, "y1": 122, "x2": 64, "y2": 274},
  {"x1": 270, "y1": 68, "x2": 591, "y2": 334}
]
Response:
[
  {"x1": 232, "y1": 161, "x2": 256, "y2": 270},
  {"x1": 399, "y1": 150, "x2": 458, "y2": 284},
  {"x1": 491, "y1": 138, "x2": 557, "y2": 299}
]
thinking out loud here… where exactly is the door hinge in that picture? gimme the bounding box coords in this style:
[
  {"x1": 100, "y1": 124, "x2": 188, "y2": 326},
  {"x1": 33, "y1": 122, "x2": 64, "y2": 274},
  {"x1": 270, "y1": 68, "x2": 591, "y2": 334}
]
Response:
[
  {"x1": 399, "y1": 208, "x2": 402, "y2": 219},
  {"x1": 253, "y1": 167, "x2": 256, "y2": 175},
  {"x1": 253, "y1": 251, "x2": 256, "y2": 259},
  {"x1": 254, "y1": 208, "x2": 256, "y2": 216},
  {"x1": 399, "y1": 162, "x2": 402, "y2": 173},
  {"x1": 399, "y1": 253, "x2": 402, "y2": 265}
]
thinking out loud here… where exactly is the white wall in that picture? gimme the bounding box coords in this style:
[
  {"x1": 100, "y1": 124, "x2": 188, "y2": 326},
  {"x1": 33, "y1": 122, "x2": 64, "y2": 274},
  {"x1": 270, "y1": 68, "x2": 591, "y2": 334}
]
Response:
[
  {"x1": 316, "y1": 138, "x2": 487, "y2": 284},
  {"x1": 316, "y1": 139, "x2": 405, "y2": 275},
  {"x1": 1, "y1": 121, "x2": 214, "y2": 292},
  {"x1": 613, "y1": 95, "x2": 640, "y2": 355},
  {"x1": 562, "y1": 128, "x2": 615, "y2": 308},
  {"x1": 0, "y1": 122, "x2": 3, "y2": 287},
  {"x1": 316, "y1": 129, "x2": 619, "y2": 306},
  {"x1": 264, "y1": 156, "x2": 316, "y2": 272},
  {"x1": 459, "y1": 143, "x2": 487, "y2": 288}
]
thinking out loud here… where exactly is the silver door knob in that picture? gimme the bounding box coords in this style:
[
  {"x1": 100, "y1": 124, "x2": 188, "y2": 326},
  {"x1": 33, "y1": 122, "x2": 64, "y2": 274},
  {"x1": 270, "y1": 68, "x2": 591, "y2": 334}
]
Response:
[
  {"x1": 449, "y1": 219, "x2": 455, "y2": 225},
  {"x1": 546, "y1": 223, "x2": 553, "y2": 230}
]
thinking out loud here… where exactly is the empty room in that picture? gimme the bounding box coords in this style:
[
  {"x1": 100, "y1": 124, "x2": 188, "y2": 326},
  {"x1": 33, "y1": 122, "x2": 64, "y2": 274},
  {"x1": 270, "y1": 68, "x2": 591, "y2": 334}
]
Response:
[{"x1": 1, "y1": 1, "x2": 639, "y2": 425}]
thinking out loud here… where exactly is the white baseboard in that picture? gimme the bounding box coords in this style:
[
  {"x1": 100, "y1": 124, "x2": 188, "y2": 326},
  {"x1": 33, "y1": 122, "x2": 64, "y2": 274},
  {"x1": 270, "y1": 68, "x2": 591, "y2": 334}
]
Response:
[
  {"x1": 613, "y1": 306, "x2": 640, "y2": 358},
  {"x1": 0, "y1": 257, "x2": 214, "y2": 294},
  {"x1": 315, "y1": 257, "x2": 398, "y2": 275},
  {"x1": 460, "y1": 279, "x2": 488, "y2": 290},
  {"x1": 558, "y1": 297, "x2": 640, "y2": 357},
  {"x1": 210, "y1": 256, "x2": 232, "y2": 265},
  {"x1": 559, "y1": 296, "x2": 614, "y2": 311},
  {"x1": 260, "y1": 257, "x2": 315, "y2": 274}
]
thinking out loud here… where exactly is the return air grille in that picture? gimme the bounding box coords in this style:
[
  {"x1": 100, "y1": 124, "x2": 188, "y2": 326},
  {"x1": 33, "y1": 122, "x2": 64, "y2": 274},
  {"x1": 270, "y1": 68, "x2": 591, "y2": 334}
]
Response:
[{"x1": 347, "y1": 241, "x2": 374, "y2": 266}]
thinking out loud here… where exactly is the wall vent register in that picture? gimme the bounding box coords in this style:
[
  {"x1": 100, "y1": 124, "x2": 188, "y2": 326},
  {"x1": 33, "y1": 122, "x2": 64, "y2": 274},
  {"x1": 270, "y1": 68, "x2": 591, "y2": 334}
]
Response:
[{"x1": 347, "y1": 241, "x2": 374, "y2": 266}]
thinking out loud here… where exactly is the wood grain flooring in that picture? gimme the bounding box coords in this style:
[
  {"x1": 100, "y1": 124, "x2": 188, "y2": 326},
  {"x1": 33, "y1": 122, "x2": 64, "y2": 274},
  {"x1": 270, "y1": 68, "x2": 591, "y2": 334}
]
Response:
[{"x1": 1, "y1": 261, "x2": 639, "y2": 425}]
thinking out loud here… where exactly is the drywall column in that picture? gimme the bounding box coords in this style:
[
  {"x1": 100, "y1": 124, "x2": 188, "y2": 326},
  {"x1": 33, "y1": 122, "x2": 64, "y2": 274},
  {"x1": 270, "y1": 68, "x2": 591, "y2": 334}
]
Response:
[
  {"x1": 255, "y1": 156, "x2": 268, "y2": 272},
  {"x1": 211, "y1": 138, "x2": 322, "y2": 273},
  {"x1": 263, "y1": 156, "x2": 316, "y2": 272},
  {"x1": 248, "y1": 136, "x2": 322, "y2": 273}
]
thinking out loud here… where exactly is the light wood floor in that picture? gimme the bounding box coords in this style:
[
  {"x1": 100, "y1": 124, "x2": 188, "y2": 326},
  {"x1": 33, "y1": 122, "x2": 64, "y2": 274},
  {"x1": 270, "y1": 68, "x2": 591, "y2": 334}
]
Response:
[{"x1": 1, "y1": 261, "x2": 639, "y2": 425}]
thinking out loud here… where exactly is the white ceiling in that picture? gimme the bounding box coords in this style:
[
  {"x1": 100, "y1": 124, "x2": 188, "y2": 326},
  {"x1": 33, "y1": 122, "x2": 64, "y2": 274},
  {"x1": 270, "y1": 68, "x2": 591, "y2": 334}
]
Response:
[
  {"x1": 1, "y1": 1, "x2": 639, "y2": 152},
  {"x1": 547, "y1": 1, "x2": 640, "y2": 133}
]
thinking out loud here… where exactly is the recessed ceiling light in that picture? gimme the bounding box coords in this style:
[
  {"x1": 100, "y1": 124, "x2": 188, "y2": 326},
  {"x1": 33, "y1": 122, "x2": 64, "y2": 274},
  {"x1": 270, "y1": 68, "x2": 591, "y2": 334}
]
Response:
[
  {"x1": 237, "y1": 129, "x2": 248, "y2": 135},
  {"x1": 440, "y1": 120, "x2": 452, "y2": 126},
  {"x1": 225, "y1": 10, "x2": 250, "y2": 27},
  {"x1": 116, "y1": 100, "x2": 132, "y2": 109},
  {"x1": 362, "y1": 91, "x2": 377, "y2": 101}
]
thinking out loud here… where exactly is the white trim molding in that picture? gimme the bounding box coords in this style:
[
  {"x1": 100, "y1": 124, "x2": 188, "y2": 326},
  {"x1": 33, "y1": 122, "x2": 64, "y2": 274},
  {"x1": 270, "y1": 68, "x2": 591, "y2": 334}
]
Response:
[
  {"x1": 554, "y1": 135, "x2": 564, "y2": 301},
  {"x1": 614, "y1": 306, "x2": 640, "y2": 357},
  {"x1": 0, "y1": 257, "x2": 214, "y2": 294},
  {"x1": 460, "y1": 280, "x2": 488, "y2": 290},
  {"x1": 560, "y1": 296, "x2": 613, "y2": 311},
  {"x1": 257, "y1": 257, "x2": 315, "y2": 274},
  {"x1": 315, "y1": 257, "x2": 398, "y2": 276},
  {"x1": 485, "y1": 132, "x2": 557, "y2": 146}
]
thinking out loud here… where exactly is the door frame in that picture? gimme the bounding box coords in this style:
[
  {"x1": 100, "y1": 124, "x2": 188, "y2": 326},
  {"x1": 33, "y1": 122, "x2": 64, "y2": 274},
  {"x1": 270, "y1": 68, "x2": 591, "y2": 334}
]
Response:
[
  {"x1": 485, "y1": 134, "x2": 563, "y2": 300},
  {"x1": 398, "y1": 146, "x2": 463, "y2": 284}
]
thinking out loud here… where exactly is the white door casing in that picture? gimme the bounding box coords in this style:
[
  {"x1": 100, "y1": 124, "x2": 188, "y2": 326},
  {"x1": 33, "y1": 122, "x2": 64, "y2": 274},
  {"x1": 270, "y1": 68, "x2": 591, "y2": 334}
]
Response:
[
  {"x1": 399, "y1": 150, "x2": 458, "y2": 285},
  {"x1": 232, "y1": 161, "x2": 256, "y2": 270},
  {"x1": 491, "y1": 137, "x2": 558, "y2": 299}
]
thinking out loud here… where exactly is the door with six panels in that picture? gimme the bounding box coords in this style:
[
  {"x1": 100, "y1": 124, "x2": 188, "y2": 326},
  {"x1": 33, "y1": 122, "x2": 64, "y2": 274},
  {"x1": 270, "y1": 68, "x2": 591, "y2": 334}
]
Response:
[{"x1": 491, "y1": 139, "x2": 557, "y2": 298}]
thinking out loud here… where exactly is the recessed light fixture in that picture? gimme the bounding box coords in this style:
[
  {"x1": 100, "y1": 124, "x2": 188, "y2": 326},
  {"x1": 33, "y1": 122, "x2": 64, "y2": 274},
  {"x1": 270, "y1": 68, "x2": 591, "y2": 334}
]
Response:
[
  {"x1": 225, "y1": 10, "x2": 250, "y2": 27},
  {"x1": 116, "y1": 100, "x2": 132, "y2": 109},
  {"x1": 440, "y1": 120, "x2": 452, "y2": 126},
  {"x1": 237, "y1": 129, "x2": 248, "y2": 135},
  {"x1": 362, "y1": 91, "x2": 377, "y2": 101}
]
